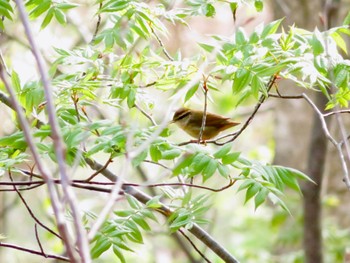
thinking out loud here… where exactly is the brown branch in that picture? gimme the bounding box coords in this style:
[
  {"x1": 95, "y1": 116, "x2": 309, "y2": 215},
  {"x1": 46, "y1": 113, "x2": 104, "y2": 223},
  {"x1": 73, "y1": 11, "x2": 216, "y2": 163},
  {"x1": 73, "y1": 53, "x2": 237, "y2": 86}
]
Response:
[
  {"x1": 143, "y1": 159, "x2": 172, "y2": 170},
  {"x1": 302, "y1": 93, "x2": 350, "y2": 189},
  {"x1": 124, "y1": 179, "x2": 236, "y2": 192},
  {"x1": 179, "y1": 229, "x2": 211, "y2": 263},
  {"x1": 14, "y1": 1, "x2": 90, "y2": 260},
  {"x1": 135, "y1": 103, "x2": 157, "y2": 126},
  {"x1": 203, "y1": 75, "x2": 277, "y2": 146},
  {"x1": 91, "y1": 1, "x2": 103, "y2": 43},
  {"x1": 85, "y1": 157, "x2": 113, "y2": 181},
  {"x1": 86, "y1": 158, "x2": 239, "y2": 262},
  {"x1": 0, "y1": 50, "x2": 76, "y2": 260},
  {"x1": 35, "y1": 224, "x2": 45, "y2": 256},
  {"x1": 268, "y1": 92, "x2": 303, "y2": 99},
  {"x1": 0, "y1": 242, "x2": 69, "y2": 261},
  {"x1": 9, "y1": 173, "x2": 61, "y2": 239},
  {"x1": 323, "y1": 109, "x2": 350, "y2": 117},
  {"x1": 198, "y1": 75, "x2": 209, "y2": 143},
  {"x1": 150, "y1": 25, "x2": 174, "y2": 61}
]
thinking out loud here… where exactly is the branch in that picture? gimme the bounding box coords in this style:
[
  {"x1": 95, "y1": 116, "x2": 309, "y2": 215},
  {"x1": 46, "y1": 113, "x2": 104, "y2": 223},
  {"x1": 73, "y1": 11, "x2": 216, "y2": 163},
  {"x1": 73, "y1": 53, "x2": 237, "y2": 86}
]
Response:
[
  {"x1": 179, "y1": 229, "x2": 210, "y2": 263},
  {"x1": 198, "y1": 76, "x2": 209, "y2": 143},
  {"x1": 14, "y1": 1, "x2": 90, "y2": 260},
  {"x1": 0, "y1": 53, "x2": 76, "y2": 261},
  {"x1": 135, "y1": 103, "x2": 157, "y2": 126},
  {"x1": 302, "y1": 93, "x2": 350, "y2": 189},
  {"x1": 91, "y1": 1, "x2": 103, "y2": 43},
  {"x1": 0, "y1": 242, "x2": 69, "y2": 261},
  {"x1": 9, "y1": 172, "x2": 61, "y2": 239},
  {"x1": 85, "y1": 158, "x2": 240, "y2": 263},
  {"x1": 150, "y1": 25, "x2": 174, "y2": 61}
]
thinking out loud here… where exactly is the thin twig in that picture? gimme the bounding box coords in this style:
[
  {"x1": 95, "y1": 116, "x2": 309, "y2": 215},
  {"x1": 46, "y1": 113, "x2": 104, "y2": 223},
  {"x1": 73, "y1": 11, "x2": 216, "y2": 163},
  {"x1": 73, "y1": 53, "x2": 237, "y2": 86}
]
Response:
[
  {"x1": 179, "y1": 229, "x2": 211, "y2": 263},
  {"x1": 135, "y1": 103, "x2": 157, "y2": 126},
  {"x1": 14, "y1": 1, "x2": 90, "y2": 260},
  {"x1": 124, "y1": 179, "x2": 236, "y2": 192},
  {"x1": 9, "y1": 172, "x2": 61, "y2": 239},
  {"x1": 268, "y1": 93, "x2": 303, "y2": 99},
  {"x1": 35, "y1": 224, "x2": 45, "y2": 256},
  {"x1": 85, "y1": 157, "x2": 113, "y2": 181},
  {"x1": 0, "y1": 242, "x2": 69, "y2": 261},
  {"x1": 179, "y1": 75, "x2": 278, "y2": 146},
  {"x1": 0, "y1": 54, "x2": 76, "y2": 260},
  {"x1": 87, "y1": 151, "x2": 131, "y2": 241},
  {"x1": 323, "y1": 109, "x2": 350, "y2": 117},
  {"x1": 0, "y1": 49, "x2": 10, "y2": 76},
  {"x1": 302, "y1": 93, "x2": 337, "y2": 145},
  {"x1": 143, "y1": 159, "x2": 171, "y2": 170},
  {"x1": 198, "y1": 76, "x2": 209, "y2": 143},
  {"x1": 302, "y1": 93, "x2": 350, "y2": 188},
  {"x1": 91, "y1": 1, "x2": 103, "y2": 43},
  {"x1": 150, "y1": 25, "x2": 174, "y2": 61}
]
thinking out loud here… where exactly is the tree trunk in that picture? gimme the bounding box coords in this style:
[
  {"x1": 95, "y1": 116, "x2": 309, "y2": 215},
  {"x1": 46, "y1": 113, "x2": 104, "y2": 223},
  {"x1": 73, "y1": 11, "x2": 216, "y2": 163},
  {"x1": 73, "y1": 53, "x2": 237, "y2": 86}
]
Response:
[{"x1": 302, "y1": 94, "x2": 329, "y2": 263}]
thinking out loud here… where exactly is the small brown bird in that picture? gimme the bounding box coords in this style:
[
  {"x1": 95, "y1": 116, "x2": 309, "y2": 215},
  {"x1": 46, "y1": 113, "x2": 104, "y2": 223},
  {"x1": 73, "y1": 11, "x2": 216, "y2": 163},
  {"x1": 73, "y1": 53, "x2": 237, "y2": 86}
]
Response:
[{"x1": 172, "y1": 108, "x2": 240, "y2": 140}]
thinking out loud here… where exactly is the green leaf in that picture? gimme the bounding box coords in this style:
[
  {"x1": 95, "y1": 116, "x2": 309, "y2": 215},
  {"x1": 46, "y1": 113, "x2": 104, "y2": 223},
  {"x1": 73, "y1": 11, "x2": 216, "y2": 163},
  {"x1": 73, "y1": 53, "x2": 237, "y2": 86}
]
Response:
[
  {"x1": 245, "y1": 183, "x2": 261, "y2": 204},
  {"x1": 91, "y1": 238, "x2": 111, "y2": 259},
  {"x1": 126, "y1": 195, "x2": 142, "y2": 210},
  {"x1": 261, "y1": 19, "x2": 283, "y2": 38},
  {"x1": 0, "y1": 0, "x2": 13, "y2": 13},
  {"x1": 213, "y1": 143, "x2": 232, "y2": 159},
  {"x1": 254, "y1": 187, "x2": 268, "y2": 209},
  {"x1": 198, "y1": 43, "x2": 215, "y2": 52},
  {"x1": 113, "y1": 245, "x2": 126, "y2": 263},
  {"x1": 205, "y1": 3, "x2": 215, "y2": 17},
  {"x1": 173, "y1": 155, "x2": 194, "y2": 176},
  {"x1": 222, "y1": 152, "x2": 240, "y2": 165},
  {"x1": 54, "y1": 8, "x2": 66, "y2": 24},
  {"x1": 41, "y1": 8, "x2": 54, "y2": 29},
  {"x1": 310, "y1": 30, "x2": 324, "y2": 55},
  {"x1": 56, "y1": 2, "x2": 79, "y2": 10},
  {"x1": 232, "y1": 68, "x2": 251, "y2": 93},
  {"x1": 162, "y1": 149, "x2": 181, "y2": 160},
  {"x1": 331, "y1": 31, "x2": 347, "y2": 54},
  {"x1": 127, "y1": 88, "x2": 136, "y2": 108},
  {"x1": 217, "y1": 163, "x2": 230, "y2": 178},
  {"x1": 132, "y1": 150, "x2": 147, "y2": 167},
  {"x1": 0, "y1": 6, "x2": 12, "y2": 20},
  {"x1": 29, "y1": 0, "x2": 51, "y2": 19},
  {"x1": 254, "y1": 0, "x2": 263, "y2": 12},
  {"x1": 343, "y1": 11, "x2": 350, "y2": 25},
  {"x1": 11, "y1": 70, "x2": 21, "y2": 92},
  {"x1": 150, "y1": 144, "x2": 161, "y2": 162},
  {"x1": 100, "y1": 0, "x2": 129, "y2": 12},
  {"x1": 202, "y1": 158, "x2": 217, "y2": 181},
  {"x1": 235, "y1": 28, "x2": 247, "y2": 45},
  {"x1": 184, "y1": 84, "x2": 199, "y2": 102}
]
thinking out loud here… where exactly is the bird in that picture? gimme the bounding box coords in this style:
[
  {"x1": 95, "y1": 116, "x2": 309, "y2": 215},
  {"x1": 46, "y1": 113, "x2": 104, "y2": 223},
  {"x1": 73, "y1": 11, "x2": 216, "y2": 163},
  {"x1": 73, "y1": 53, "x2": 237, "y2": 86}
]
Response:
[{"x1": 172, "y1": 107, "x2": 240, "y2": 140}]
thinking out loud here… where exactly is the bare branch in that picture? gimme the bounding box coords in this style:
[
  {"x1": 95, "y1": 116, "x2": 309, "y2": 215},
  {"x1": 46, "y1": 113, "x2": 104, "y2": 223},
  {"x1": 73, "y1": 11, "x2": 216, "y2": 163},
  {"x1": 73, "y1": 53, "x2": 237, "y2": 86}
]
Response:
[
  {"x1": 179, "y1": 229, "x2": 211, "y2": 263},
  {"x1": 135, "y1": 103, "x2": 157, "y2": 126},
  {"x1": 323, "y1": 109, "x2": 350, "y2": 117},
  {"x1": 91, "y1": 1, "x2": 103, "y2": 43},
  {"x1": 0, "y1": 56, "x2": 76, "y2": 261},
  {"x1": 198, "y1": 76, "x2": 209, "y2": 143},
  {"x1": 302, "y1": 93, "x2": 350, "y2": 189},
  {"x1": 86, "y1": 158, "x2": 240, "y2": 263},
  {"x1": 150, "y1": 25, "x2": 174, "y2": 61},
  {"x1": 14, "y1": 1, "x2": 90, "y2": 260},
  {"x1": 0, "y1": 242, "x2": 69, "y2": 261},
  {"x1": 9, "y1": 173, "x2": 61, "y2": 239},
  {"x1": 35, "y1": 224, "x2": 45, "y2": 256}
]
